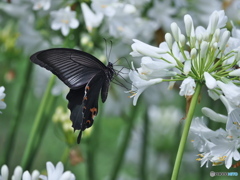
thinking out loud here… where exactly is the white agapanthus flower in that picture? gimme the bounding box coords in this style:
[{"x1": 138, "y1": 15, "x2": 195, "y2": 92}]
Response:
[
  {"x1": 91, "y1": 1, "x2": 158, "y2": 41},
  {"x1": 128, "y1": 10, "x2": 240, "y2": 106},
  {"x1": 0, "y1": 165, "x2": 40, "y2": 180},
  {"x1": 32, "y1": 0, "x2": 51, "y2": 11},
  {"x1": 127, "y1": 67, "x2": 162, "y2": 106},
  {"x1": 50, "y1": 7, "x2": 79, "y2": 36},
  {"x1": 39, "y1": 162, "x2": 75, "y2": 180},
  {"x1": 81, "y1": 3, "x2": 103, "y2": 32},
  {"x1": 0, "y1": 162, "x2": 75, "y2": 180},
  {"x1": 191, "y1": 95, "x2": 240, "y2": 169},
  {"x1": 0, "y1": 86, "x2": 6, "y2": 113},
  {"x1": 179, "y1": 77, "x2": 196, "y2": 96},
  {"x1": 190, "y1": 115, "x2": 240, "y2": 169}
]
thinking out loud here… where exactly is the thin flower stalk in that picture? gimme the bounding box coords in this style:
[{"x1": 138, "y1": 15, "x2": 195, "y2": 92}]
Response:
[
  {"x1": 21, "y1": 75, "x2": 56, "y2": 170},
  {"x1": 171, "y1": 83, "x2": 202, "y2": 180},
  {"x1": 109, "y1": 101, "x2": 142, "y2": 180},
  {"x1": 1, "y1": 62, "x2": 33, "y2": 165}
]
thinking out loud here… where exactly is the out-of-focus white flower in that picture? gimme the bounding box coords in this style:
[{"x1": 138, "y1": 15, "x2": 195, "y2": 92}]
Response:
[
  {"x1": 0, "y1": 86, "x2": 6, "y2": 113},
  {"x1": 225, "y1": 0, "x2": 240, "y2": 24},
  {"x1": 0, "y1": 162, "x2": 75, "y2": 180},
  {"x1": 81, "y1": 3, "x2": 103, "y2": 32},
  {"x1": 0, "y1": 165, "x2": 40, "y2": 180},
  {"x1": 148, "y1": 0, "x2": 176, "y2": 31},
  {"x1": 0, "y1": 165, "x2": 8, "y2": 180},
  {"x1": 91, "y1": 0, "x2": 118, "y2": 17},
  {"x1": 32, "y1": 0, "x2": 51, "y2": 11},
  {"x1": 179, "y1": 77, "x2": 196, "y2": 96},
  {"x1": 50, "y1": 7, "x2": 79, "y2": 36},
  {"x1": 39, "y1": 162, "x2": 75, "y2": 180}
]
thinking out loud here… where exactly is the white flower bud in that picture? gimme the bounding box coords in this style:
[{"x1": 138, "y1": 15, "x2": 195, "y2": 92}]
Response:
[
  {"x1": 1, "y1": 165, "x2": 9, "y2": 180},
  {"x1": 171, "y1": 22, "x2": 180, "y2": 42},
  {"x1": 196, "y1": 33, "x2": 203, "y2": 43},
  {"x1": 12, "y1": 166, "x2": 23, "y2": 180},
  {"x1": 179, "y1": 34, "x2": 186, "y2": 47},
  {"x1": 210, "y1": 11, "x2": 219, "y2": 34},
  {"x1": 219, "y1": 31, "x2": 230, "y2": 51},
  {"x1": 204, "y1": 72, "x2": 217, "y2": 89},
  {"x1": 213, "y1": 42, "x2": 218, "y2": 50},
  {"x1": 202, "y1": 107, "x2": 227, "y2": 123},
  {"x1": 235, "y1": 50, "x2": 240, "y2": 61},
  {"x1": 165, "y1": 33, "x2": 173, "y2": 49},
  {"x1": 32, "y1": 170, "x2": 40, "y2": 180},
  {"x1": 200, "y1": 41, "x2": 208, "y2": 59},
  {"x1": 183, "y1": 60, "x2": 191, "y2": 75},
  {"x1": 22, "y1": 171, "x2": 31, "y2": 180},
  {"x1": 214, "y1": 28, "x2": 220, "y2": 42},
  {"x1": 190, "y1": 36, "x2": 196, "y2": 47},
  {"x1": 184, "y1": 14, "x2": 193, "y2": 37},
  {"x1": 229, "y1": 69, "x2": 240, "y2": 76},
  {"x1": 190, "y1": 48, "x2": 197, "y2": 59}
]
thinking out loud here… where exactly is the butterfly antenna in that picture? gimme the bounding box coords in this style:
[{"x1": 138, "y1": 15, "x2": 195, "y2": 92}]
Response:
[
  {"x1": 108, "y1": 40, "x2": 113, "y2": 62},
  {"x1": 112, "y1": 79, "x2": 129, "y2": 90},
  {"x1": 103, "y1": 38, "x2": 108, "y2": 62},
  {"x1": 113, "y1": 57, "x2": 131, "y2": 69},
  {"x1": 77, "y1": 130, "x2": 83, "y2": 144}
]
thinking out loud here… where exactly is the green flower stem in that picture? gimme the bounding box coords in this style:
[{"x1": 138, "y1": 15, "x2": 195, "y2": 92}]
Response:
[
  {"x1": 27, "y1": 92, "x2": 58, "y2": 169},
  {"x1": 171, "y1": 83, "x2": 202, "y2": 180},
  {"x1": 61, "y1": 147, "x2": 70, "y2": 166},
  {"x1": 109, "y1": 101, "x2": 141, "y2": 180},
  {"x1": 1, "y1": 62, "x2": 33, "y2": 165},
  {"x1": 140, "y1": 109, "x2": 149, "y2": 180},
  {"x1": 86, "y1": 104, "x2": 103, "y2": 180},
  {"x1": 21, "y1": 75, "x2": 56, "y2": 170}
]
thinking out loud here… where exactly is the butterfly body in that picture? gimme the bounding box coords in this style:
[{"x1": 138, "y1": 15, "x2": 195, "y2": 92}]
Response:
[{"x1": 30, "y1": 48, "x2": 115, "y2": 143}]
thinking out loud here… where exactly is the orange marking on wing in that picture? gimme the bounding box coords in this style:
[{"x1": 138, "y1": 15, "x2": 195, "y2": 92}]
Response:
[
  {"x1": 84, "y1": 96, "x2": 88, "y2": 100},
  {"x1": 86, "y1": 86, "x2": 90, "y2": 90},
  {"x1": 90, "y1": 107, "x2": 98, "y2": 118},
  {"x1": 83, "y1": 106, "x2": 86, "y2": 109},
  {"x1": 86, "y1": 120, "x2": 91, "y2": 124}
]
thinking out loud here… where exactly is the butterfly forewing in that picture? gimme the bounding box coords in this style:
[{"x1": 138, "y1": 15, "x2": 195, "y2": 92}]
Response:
[{"x1": 30, "y1": 48, "x2": 108, "y2": 89}]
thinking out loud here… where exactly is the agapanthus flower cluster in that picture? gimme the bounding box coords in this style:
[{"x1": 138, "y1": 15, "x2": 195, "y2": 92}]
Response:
[
  {"x1": 190, "y1": 95, "x2": 240, "y2": 169},
  {"x1": 128, "y1": 10, "x2": 240, "y2": 168},
  {"x1": 0, "y1": 161, "x2": 75, "y2": 180},
  {"x1": 128, "y1": 10, "x2": 240, "y2": 105}
]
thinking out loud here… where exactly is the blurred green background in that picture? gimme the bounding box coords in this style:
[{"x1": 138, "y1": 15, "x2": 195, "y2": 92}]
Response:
[{"x1": 0, "y1": 0, "x2": 240, "y2": 180}]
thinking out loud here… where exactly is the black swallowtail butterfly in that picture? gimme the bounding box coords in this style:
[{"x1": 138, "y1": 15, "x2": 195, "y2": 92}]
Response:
[{"x1": 30, "y1": 48, "x2": 115, "y2": 143}]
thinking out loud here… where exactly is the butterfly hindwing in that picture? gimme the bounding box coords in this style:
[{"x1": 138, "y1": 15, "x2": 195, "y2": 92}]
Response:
[
  {"x1": 81, "y1": 71, "x2": 107, "y2": 130},
  {"x1": 66, "y1": 88, "x2": 85, "y2": 130},
  {"x1": 30, "y1": 48, "x2": 107, "y2": 89}
]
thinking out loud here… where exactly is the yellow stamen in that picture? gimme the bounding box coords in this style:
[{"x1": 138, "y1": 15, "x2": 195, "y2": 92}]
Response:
[
  {"x1": 101, "y1": 5, "x2": 107, "y2": 8},
  {"x1": 61, "y1": 19, "x2": 69, "y2": 24},
  {"x1": 212, "y1": 161, "x2": 223, "y2": 166}
]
